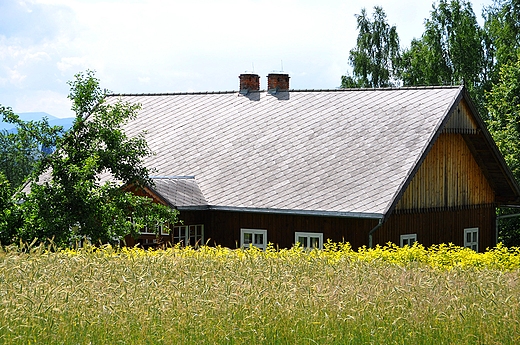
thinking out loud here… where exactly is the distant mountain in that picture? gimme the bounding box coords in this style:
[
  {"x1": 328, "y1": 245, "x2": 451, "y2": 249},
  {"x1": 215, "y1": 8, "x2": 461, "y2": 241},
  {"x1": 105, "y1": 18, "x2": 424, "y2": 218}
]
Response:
[{"x1": 0, "y1": 112, "x2": 74, "y2": 132}]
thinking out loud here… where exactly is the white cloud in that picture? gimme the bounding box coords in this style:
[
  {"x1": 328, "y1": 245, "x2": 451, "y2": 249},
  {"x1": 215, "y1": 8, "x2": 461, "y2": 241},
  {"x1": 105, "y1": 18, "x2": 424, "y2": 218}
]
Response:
[
  {"x1": 6, "y1": 68, "x2": 27, "y2": 87},
  {"x1": 12, "y1": 90, "x2": 74, "y2": 118},
  {"x1": 0, "y1": 41, "x2": 57, "y2": 89},
  {"x1": 57, "y1": 56, "x2": 89, "y2": 72}
]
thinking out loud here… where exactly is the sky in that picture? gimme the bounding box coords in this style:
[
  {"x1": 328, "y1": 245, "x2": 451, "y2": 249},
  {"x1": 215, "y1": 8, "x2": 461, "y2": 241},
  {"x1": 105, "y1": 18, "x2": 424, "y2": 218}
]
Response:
[{"x1": 1, "y1": 0, "x2": 495, "y2": 119}]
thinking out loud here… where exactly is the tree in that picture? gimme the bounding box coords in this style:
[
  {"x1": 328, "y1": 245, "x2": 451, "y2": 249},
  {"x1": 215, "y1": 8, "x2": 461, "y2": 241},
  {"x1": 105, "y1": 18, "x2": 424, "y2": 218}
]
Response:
[
  {"x1": 482, "y1": 0, "x2": 520, "y2": 246},
  {"x1": 11, "y1": 71, "x2": 178, "y2": 245},
  {"x1": 341, "y1": 6, "x2": 401, "y2": 88},
  {"x1": 485, "y1": 0, "x2": 520, "y2": 67},
  {"x1": 0, "y1": 106, "x2": 63, "y2": 191},
  {"x1": 0, "y1": 172, "x2": 21, "y2": 244},
  {"x1": 485, "y1": 54, "x2": 520, "y2": 245},
  {"x1": 400, "y1": 0, "x2": 487, "y2": 109},
  {"x1": 486, "y1": 56, "x2": 520, "y2": 178}
]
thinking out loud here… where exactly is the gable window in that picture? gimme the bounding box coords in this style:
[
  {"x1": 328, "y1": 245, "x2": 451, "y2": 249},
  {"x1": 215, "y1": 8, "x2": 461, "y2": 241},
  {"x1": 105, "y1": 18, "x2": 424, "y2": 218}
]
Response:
[
  {"x1": 240, "y1": 229, "x2": 267, "y2": 250},
  {"x1": 464, "y1": 228, "x2": 478, "y2": 252},
  {"x1": 400, "y1": 233, "x2": 417, "y2": 247},
  {"x1": 295, "y1": 232, "x2": 323, "y2": 249},
  {"x1": 166, "y1": 225, "x2": 204, "y2": 247}
]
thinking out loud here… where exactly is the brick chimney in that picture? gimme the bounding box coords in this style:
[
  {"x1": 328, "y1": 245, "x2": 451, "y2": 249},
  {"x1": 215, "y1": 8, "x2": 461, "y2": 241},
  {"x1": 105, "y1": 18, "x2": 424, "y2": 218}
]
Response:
[
  {"x1": 267, "y1": 73, "x2": 290, "y2": 93},
  {"x1": 239, "y1": 74, "x2": 260, "y2": 94}
]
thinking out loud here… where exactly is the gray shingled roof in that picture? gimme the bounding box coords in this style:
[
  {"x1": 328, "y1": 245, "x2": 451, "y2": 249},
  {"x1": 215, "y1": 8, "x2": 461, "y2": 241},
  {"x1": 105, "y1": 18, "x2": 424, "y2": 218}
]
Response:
[
  {"x1": 150, "y1": 177, "x2": 208, "y2": 209},
  {"x1": 106, "y1": 87, "x2": 463, "y2": 218}
]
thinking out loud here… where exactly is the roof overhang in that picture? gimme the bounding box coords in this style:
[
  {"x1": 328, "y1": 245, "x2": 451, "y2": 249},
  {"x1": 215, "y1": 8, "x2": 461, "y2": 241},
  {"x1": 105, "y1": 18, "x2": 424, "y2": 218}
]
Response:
[
  {"x1": 181, "y1": 205, "x2": 384, "y2": 219},
  {"x1": 459, "y1": 88, "x2": 520, "y2": 204}
]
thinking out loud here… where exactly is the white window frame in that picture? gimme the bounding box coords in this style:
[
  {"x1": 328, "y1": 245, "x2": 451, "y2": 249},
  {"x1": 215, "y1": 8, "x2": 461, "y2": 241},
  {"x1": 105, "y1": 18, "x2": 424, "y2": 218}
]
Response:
[
  {"x1": 128, "y1": 216, "x2": 157, "y2": 235},
  {"x1": 295, "y1": 232, "x2": 324, "y2": 249},
  {"x1": 169, "y1": 225, "x2": 204, "y2": 247},
  {"x1": 240, "y1": 229, "x2": 267, "y2": 250},
  {"x1": 140, "y1": 224, "x2": 157, "y2": 235},
  {"x1": 400, "y1": 233, "x2": 417, "y2": 247},
  {"x1": 157, "y1": 224, "x2": 169, "y2": 236},
  {"x1": 464, "y1": 227, "x2": 478, "y2": 252}
]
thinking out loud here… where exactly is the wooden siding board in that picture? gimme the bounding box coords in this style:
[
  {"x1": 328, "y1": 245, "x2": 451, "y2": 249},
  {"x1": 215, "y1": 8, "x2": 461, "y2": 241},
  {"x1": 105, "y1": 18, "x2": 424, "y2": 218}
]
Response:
[
  {"x1": 379, "y1": 206, "x2": 495, "y2": 249},
  {"x1": 128, "y1": 204, "x2": 495, "y2": 251},
  {"x1": 396, "y1": 133, "x2": 495, "y2": 211},
  {"x1": 443, "y1": 99, "x2": 479, "y2": 134},
  {"x1": 177, "y1": 207, "x2": 493, "y2": 249},
  {"x1": 196, "y1": 211, "x2": 379, "y2": 249}
]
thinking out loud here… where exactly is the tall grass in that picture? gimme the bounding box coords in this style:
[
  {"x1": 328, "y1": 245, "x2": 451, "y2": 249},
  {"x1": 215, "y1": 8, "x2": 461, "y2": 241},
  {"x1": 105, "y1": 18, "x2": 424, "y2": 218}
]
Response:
[{"x1": 0, "y1": 242, "x2": 519, "y2": 344}]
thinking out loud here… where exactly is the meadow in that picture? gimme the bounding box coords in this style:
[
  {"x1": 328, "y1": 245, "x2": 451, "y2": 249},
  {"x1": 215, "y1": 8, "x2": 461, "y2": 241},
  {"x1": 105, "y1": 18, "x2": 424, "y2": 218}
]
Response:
[{"x1": 0, "y1": 241, "x2": 519, "y2": 344}]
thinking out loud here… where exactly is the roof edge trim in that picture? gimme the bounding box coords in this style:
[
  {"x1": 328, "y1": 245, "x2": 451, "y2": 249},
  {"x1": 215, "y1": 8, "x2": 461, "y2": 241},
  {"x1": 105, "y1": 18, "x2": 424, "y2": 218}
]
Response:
[
  {"x1": 138, "y1": 185, "x2": 172, "y2": 208},
  {"x1": 176, "y1": 205, "x2": 211, "y2": 211},
  {"x1": 207, "y1": 206, "x2": 384, "y2": 219}
]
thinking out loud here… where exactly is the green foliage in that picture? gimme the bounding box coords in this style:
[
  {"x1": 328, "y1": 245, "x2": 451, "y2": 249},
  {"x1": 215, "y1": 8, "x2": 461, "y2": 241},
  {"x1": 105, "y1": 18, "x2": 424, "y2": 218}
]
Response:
[
  {"x1": 484, "y1": 0, "x2": 520, "y2": 72},
  {"x1": 0, "y1": 172, "x2": 22, "y2": 244},
  {"x1": 0, "y1": 131, "x2": 37, "y2": 191},
  {"x1": 486, "y1": 55, "x2": 520, "y2": 180},
  {"x1": 7, "y1": 70, "x2": 178, "y2": 245},
  {"x1": 497, "y1": 209, "x2": 520, "y2": 247},
  {"x1": 402, "y1": 0, "x2": 485, "y2": 86},
  {"x1": 485, "y1": 55, "x2": 520, "y2": 245},
  {"x1": 341, "y1": 6, "x2": 401, "y2": 88},
  {"x1": 0, "y1": 106, "x2": 63, "y2": 191},
  {"x1": 0, "y1": 106, "x2": 62, "y2": 244},
  {"x1": 483, "y1": 1, "x2": 520, "y2": 246},
  {"x1": 342, "y1": 0, "x2": 488, "y2": 109},
  {"x1": 400, "y1": 0, "x2": 487, "y2": 110}
]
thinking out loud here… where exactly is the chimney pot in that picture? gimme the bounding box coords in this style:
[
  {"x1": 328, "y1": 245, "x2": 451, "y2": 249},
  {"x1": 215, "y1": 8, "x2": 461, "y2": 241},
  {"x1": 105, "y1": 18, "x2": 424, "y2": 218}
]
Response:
[
  {"x1": 239, "y1": 74, "x2": 260, "y2": 94},
  {"x1": 267, "y1": 73, "x2": 290, "y2": 93}
]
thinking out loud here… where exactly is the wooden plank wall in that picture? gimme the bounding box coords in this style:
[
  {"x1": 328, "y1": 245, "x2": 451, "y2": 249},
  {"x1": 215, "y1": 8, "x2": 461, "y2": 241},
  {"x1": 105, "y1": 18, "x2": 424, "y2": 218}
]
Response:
[
  {"x1": 178, "y1": 210, "x2": 379, "y2": 250},
  {"x1": 176, "y1": 207, "x2": 496, "y2": 250},
  {"x1": 396, "y1": 133, "x2": 495, "y2": 210},
  {"x1": 379, "y1": 206, "x2": 496, "y2": 249},
  {"x1": 127, "y1": 205, "x2": 496, "y2": 250},
  {"x1": 443, "y1": 99, "x2": 478, "y2": 134}
]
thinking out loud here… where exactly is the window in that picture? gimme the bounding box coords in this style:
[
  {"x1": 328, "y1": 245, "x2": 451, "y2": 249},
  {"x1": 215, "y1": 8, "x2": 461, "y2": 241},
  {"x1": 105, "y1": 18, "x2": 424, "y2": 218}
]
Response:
[
  {"x1": 139, "y1": 224, "x2": 158, "y2": 235},
  {"x1": 240, "y1": 229, "x2": 267, "y2": 250},
  {"x1": 169, "y1": 225, "x2": 204, "y2": 247},
  {"x1": 295, "y1": 232, "x2": 323, "y2": 249},
  {"x1": 128, "y1": 217, "x2": 158, "y2": 235},
  {"x1": 400, "y1": 233, "x2": 417, "y2": 247},
  {"x1": 464, "y1": 228, "x2": 478, "y2": 251}
]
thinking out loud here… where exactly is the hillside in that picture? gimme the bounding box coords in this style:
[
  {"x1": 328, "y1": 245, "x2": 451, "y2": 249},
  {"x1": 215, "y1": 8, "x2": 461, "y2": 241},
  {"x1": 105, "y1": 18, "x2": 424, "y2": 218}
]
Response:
[{"x1": 0, "y1": 112, "x2": 74, "y2": 132}]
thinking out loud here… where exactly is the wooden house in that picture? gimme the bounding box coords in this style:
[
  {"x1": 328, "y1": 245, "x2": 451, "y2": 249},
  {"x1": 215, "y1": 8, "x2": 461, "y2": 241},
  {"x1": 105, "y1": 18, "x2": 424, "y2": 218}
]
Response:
[{"x1": 108, "y1": 73, "x2": 520, "y2": 251}]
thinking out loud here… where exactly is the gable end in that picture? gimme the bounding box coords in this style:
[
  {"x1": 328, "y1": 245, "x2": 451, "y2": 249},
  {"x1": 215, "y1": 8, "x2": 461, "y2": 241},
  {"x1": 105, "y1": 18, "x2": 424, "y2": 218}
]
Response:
[
  {"x1": 395, "y1": 133, "x2": 495, "y2": 211},
  {"x1": 442, "y1": 99, "x2": 478, "y2": 135}
]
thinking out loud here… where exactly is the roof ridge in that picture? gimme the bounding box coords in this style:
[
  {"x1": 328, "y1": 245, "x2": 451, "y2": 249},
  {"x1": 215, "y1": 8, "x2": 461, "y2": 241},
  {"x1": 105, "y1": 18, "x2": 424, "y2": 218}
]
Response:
[
  {"x1": 107, "y1": 85, "x2": 462, "y2": 97},
  {"x1": 289, "y1": 85, "x2": 462, "y2": 92},
  {"x1": 107, "y1": 90, "x2": 237, "y2": 97}
]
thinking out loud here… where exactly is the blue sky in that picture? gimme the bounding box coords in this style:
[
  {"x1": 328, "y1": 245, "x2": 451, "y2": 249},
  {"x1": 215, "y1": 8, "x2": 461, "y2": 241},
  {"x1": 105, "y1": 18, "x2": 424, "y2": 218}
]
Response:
[{"x1": 1, "y1": 0, "x2": 494, "y2": 118}]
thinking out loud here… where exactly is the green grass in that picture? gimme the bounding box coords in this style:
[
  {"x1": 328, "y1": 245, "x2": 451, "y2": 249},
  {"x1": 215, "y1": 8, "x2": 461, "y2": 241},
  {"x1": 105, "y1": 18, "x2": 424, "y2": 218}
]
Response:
[{"x1": 0, "y1": 244, "x2": 519, "y2": 344}]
